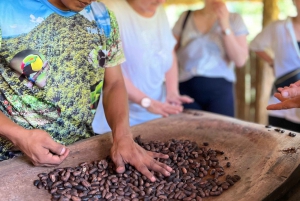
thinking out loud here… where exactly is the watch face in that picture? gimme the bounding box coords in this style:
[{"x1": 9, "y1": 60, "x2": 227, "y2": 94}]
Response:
[
  {"x1": 224, "y1": 29, "x2": 231, "y2": 35},
  {"x1": 141, "y1": 97, "x2": 151, "y2": 108}
]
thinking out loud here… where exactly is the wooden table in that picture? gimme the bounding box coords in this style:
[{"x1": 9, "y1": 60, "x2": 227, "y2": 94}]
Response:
[{"x1": 1, "y1": 111, "x2": 300, "y2": 201}]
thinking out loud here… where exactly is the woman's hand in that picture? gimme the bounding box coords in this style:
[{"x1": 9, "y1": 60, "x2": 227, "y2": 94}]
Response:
[
  {"x1": 146, "y1": 98, "x2": 183, "y2": 117},
  {"x1": 110, "y1": 134, "x2": 173, "y2": 182},
  {"x1": 212, "y1": 1, "x2": 230, "y2": 30},
  {"x1": 166, "y1": 92, "x2": 194, "y2": 106}
]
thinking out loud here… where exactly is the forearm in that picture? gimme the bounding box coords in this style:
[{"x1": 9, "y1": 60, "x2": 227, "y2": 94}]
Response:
[
  {"x1": 222, "y1": 34, "x2": 248, "y2": 67},
  {"x1": 0, "y1": 111, "x2": 25, "y2": 145},
  {"x1": 123, "y1": 76, "x2": 148, "y2": 105},
  {"x1": 255, "y1": 51, "x2": 274, "y2": 67},
  {"x1": 103, "y1": 80, "x2": 130, "y2": 138},
  {"x1": 102, "y1": 70, "x2": 131, "y2": 140},
  {"x1": 165, "y1": 52, "x2": 180, "y2": 96}
]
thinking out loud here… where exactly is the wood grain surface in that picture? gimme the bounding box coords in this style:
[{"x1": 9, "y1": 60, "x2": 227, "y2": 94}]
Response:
[{"x1": 0, "y1": 111, "x2": 300, "y2": 201}]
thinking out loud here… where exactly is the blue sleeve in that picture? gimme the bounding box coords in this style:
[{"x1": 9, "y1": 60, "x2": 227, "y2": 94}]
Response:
[{"x1": 90, "y1": 2, "x2": 111, "y2": 38}]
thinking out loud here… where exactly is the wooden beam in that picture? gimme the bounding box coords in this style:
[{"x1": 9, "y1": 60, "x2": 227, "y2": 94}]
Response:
[{"x1": 254, "y1": 0, "x2": 279, "y2": 124}]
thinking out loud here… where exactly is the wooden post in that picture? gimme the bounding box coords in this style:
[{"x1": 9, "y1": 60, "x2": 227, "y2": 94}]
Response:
[{"x1": 254, "y1": 0, "x2": 279, "y2": 124}]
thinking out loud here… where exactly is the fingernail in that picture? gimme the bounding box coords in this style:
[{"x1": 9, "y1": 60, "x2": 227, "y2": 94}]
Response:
[
  {"x1": 151, "y1": 176, "x2": 156, "y2": 182},
  {"x1": 282, "y1": 91, "x2": 289, "y2": 98},
  {"x1": 165, "y1": 171, "x2": 170, "y2": 176},
  {"x1": 60, "y1": 147, "x2": 66, "y2": 155}
]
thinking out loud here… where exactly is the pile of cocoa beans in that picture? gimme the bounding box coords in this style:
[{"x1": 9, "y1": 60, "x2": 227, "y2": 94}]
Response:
[{"x1": 34, "y1": 137, "x2": 240, "y2": 201}]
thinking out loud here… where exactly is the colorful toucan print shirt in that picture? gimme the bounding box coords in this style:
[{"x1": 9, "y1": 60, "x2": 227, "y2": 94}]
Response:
[{"x1": 0, "y1": 0, "x2": 125, "y2": 160}]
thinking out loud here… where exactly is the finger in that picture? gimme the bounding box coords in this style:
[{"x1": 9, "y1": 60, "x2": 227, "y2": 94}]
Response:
[
  {"x1": 111, "y1": 151, "x2": 126, "y2": 174},
  {"x1": 163, "y1": 105, "x2": 183, "y2": 114},
  {"x1": 179, "y1": 96, "x2": 194, "y2": 103},
  {"x1": 281, "y1": 87, "x2": 300, "y2": 98},
  {"x1": 44, "y1": 138, "x2": 67, "y2": 156},
  {"x1": 148, "y1": 152, "x2": 173, "y2": 172},
  {"x1": 266, "y1": 103, "x2": 285, "y2": 110},
  {"x1": 148, "y1": 151, "x2": 169, "y2": 159},
  {"x1": 277, "y1": 87, "x2": 284, "y2": 92},
  {"x1": 293, "y1": 80, "x2": 300, "y2": 86},
  {"x1": 274, "y1": 93, "x2": 287, "y2": 102},
  {"x1": 290, "y1": 83, "x2": 298, "y2": 88},
  {"x1": 35, "y1": 148, "x2": 70, "y2": 166},
  {"x1": 146, "y1": 159, "x2": 171, "y2": 177},
  {"x1": 156, "y1": 105, "x2": 176, "y2": 116},
  {"x1": 133, "y1": 161, "x2": 156, "y2": 182},
  {"x1": 267, "y1": 102, "x2": 297, "y2": 110},
  {"x1": 168, "y1": 99, "x2": 181, "y2": 106},
  {"x1": 158, "y1": 109, "x2": 169, "y2": 117}
]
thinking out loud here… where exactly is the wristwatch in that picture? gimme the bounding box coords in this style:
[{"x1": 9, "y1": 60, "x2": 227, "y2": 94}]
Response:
[
  {"x1": 223, "y1": 28, "x2": 232, "y2": 36},
  {"x1": 141, "y1": 97, "x2": 151, "y2": 108}
]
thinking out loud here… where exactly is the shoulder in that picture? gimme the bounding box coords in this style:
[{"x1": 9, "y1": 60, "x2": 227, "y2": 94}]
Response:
[
  {"x1": 263, "y1": 19, "x2": 286, "y2": 32},
  {"x1": 270, "y1": 19, "x2": 287, "y2": 27},
  {"x1": 228, "y1": 13, "x2": 244, "y2": 22}
]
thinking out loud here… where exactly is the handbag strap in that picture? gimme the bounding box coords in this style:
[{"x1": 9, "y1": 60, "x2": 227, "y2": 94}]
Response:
[{"x1": 177, "y1": 10, "x2": 191, "y2": 50}]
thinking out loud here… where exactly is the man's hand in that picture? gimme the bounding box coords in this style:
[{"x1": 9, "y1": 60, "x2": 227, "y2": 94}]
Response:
[
  {"x1": 110, "y1": 134, "x2": 173, "y2": 182},
  {"x1": 14, "y1": 129, "x2": 69, "y2": 166},
  {"x1": 277, "y1": 80, "x2": 300, "y2": 98},
  {"x1": 267, "y1": 92, "x2": 300, "y2": 110},
  {"x1": 267, "y1": 80, "x2": 300, "y2": 110}
]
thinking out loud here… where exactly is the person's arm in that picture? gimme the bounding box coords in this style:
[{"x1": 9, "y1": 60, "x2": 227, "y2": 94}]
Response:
[
  {"x1": 222, "y1": 34, "x2": 248, "y2": 67},
  {"x1": 0, "y1": 24, "x2": 68, "y2": 165},
  {"x1": 250, "y1": 21, "x2": 275, "y2": 67},
  {"x1": 122, "y1": 67, "x2": 184, "y2": 117},
  {"x1": 0, "y1": 111, "x2": 69, "y2": 166},
  {"x1": 214, "y1": 2, "x2": 248, "y2": 67},
  {"x1": 255, "y1": 51, "x2": 274, "y2": 68},
  {"x1": 165, "y1": 51, "x2": 194, "y2": 105},
  {"x1": 102, "y1": 65, "x2": 172, "y2": 181}
]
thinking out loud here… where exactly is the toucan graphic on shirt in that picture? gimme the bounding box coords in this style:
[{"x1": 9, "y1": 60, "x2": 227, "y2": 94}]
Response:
[{"x1": 10, "y1": 49, "x2": 50, "y2": 89}]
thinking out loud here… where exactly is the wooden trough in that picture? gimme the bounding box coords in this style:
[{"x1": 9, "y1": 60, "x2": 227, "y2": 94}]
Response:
[{"x1": 1, "y1": 111, "x2": 300, "y2": 201}]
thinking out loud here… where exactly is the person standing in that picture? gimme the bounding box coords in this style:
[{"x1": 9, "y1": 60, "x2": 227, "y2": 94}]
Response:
[
  {"x1": 173, "y1": 0, "x2": 248, "y2": 117},
  {"x1": 93, "y1": 0, "x2": 193, "y2": 134},
  {"x1": 250, "y1": 0, "x2": 300, "y2": 132}
]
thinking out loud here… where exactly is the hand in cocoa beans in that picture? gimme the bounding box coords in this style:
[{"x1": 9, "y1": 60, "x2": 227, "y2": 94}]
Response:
[
  {"x1": 14, "y1": 129, "x2": 69, "y2": 166},
  {"x1": 110, "y1": 134, "x2": 173, "y2": 182},
  {"x1": 147, "y1": 99, "x2": 183, "y2": 117}
]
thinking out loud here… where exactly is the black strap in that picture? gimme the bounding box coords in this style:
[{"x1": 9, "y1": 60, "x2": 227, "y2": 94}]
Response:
[
  {"x1": 182, "y1": 10, "x2": 191, "y2": 30},
  {"x1": 178, "y1": 10, "x2": 191, "y2": 49}
]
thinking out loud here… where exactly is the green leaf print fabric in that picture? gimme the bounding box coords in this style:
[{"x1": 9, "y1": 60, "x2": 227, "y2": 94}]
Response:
[{"x1": 0, "y1": 1, "x2": 125, "y2": 160}]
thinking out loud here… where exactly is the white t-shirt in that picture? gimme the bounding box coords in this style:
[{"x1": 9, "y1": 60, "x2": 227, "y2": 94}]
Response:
[
  {"x1": 173, "y1": 11, "x2": 248, "y2": 83},
  {"x1": 250, "y1": 18, "x2": 300, "y2": 123},
  {"x1": 92, "y1": 0, "x2": 176, "y2": 134}
]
